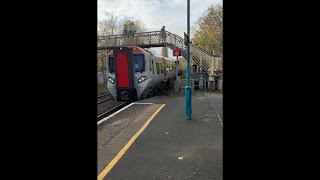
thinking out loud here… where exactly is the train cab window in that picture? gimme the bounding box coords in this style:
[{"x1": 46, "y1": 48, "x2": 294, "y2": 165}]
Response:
[
  {"x1": 156, "y1": 63, "x2": 160, "y2": 74},
  {"x1": 108, "y1": 56, "x2": 115, "y2": 74},
  {"x1": 133, "y1": 54, "x2": 145, "y2": 73}
]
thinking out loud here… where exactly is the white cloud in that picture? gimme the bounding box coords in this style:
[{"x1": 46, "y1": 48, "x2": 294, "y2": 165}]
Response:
[
  {"x1": 98, "y1": 0, "x2": 221, "y2": 57},
  {"x1": 98, "y1": 0, "x2": 221, "y2": 36}
]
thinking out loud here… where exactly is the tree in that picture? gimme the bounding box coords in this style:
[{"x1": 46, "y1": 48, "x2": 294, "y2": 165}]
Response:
[
  {"x1": 120, "y1": 18, "x2": 146, "y2": 37},
  {"x1": 178, "y1": 56, "x2": 187, "y2": 70},
  {"x1": 119, "y1": 18, "x2": 147, "y2": 45},
  {"x1": 97, "y1": 51, "x2": 106, "y2": 71},
  {"x1": 192, "y1": 3, "x2": 223, "y2": 56},
  {"x1": 97, "y1": 13, "x2": 147, "y2": 77},
  {"x1": 97, "y1": 12, "x2": 120, "y2": 81},
  {"x1": 98, "y1": 12, "x2": 119, "y2": 36}
]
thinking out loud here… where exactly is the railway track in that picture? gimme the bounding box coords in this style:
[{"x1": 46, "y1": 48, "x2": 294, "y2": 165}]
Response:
[
  {"x1": 97, "y1": 93, "x2": 112, "y2": 104},
  {"x1": 97, "y1": 93, "x2": 110, "y2": 98},
  {"x1": 97, "y1": 88, "x2": 173, "y2": 123},
  {"x1": 97, "y1": 102, "x2": 130, "y2": 122},
  {"x1": 97, "y1": 98, "x2": 112, "y2": 104}
]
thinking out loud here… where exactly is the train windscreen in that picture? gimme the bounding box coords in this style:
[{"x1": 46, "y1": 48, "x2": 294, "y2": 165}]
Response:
[{"x1": 133, "y1": 54, "x2": 145, "y2": 73}]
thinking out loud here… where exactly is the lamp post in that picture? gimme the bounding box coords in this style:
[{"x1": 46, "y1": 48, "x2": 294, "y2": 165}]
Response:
[{"x1": 185, "y1": 0, "x2": 192, "y2": 120}]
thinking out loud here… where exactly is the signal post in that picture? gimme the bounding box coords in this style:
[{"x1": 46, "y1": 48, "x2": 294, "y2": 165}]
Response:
[{"x1": 173, "y1": 50, "x2": 181, "y2": 93}]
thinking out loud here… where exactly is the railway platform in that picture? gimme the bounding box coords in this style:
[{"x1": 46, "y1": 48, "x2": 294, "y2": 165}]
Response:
[{"x1": 97, "y1": 91, "x2": 223, "y2": 180}]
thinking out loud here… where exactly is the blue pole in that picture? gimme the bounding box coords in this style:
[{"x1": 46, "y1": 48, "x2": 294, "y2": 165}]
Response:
[{"x1": 185, "y1": 0, "x2": 192, "y2": 120}]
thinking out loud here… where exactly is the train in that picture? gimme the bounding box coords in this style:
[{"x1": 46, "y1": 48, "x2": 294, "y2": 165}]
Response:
[{"x1": 107, "y1": 46, "x2": 178, "y2": 101}]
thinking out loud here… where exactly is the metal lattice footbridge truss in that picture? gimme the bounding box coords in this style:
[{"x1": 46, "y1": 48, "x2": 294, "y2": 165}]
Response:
[{"x1": 97, "y1": 31, "x2": 222, "y2": 75}]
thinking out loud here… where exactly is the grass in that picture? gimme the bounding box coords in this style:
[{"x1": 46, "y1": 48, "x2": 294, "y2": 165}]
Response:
[{"x1": 98, "y1": 83, "x2": 108, "y2": 95}]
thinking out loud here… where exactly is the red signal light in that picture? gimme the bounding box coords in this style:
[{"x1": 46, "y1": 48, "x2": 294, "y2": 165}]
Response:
[{"x1": 173, "y1": 50, "x2": 181, "y2": 56}]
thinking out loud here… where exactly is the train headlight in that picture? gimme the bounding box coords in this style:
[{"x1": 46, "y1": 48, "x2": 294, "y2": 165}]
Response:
[
  {"x1": 108, "y1": 77, "x2": 115, "y2": 84},
  {"x1": 138, "y1": 76, "x2": 147, "y2": 83}
]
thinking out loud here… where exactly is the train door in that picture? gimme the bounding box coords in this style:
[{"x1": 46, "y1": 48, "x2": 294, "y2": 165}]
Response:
[{"x1": 113, "y1": 47, "x2": 134, "y2": 90}]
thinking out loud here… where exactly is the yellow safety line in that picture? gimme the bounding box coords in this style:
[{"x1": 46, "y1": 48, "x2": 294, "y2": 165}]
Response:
[{"x1": 98, "y1": 104, "x2": 166, "y2": 180}]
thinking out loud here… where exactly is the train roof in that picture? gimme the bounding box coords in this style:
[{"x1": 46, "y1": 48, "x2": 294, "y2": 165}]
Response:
[
  {"x1": 107, "y1": 46, "x2": 175, "y2": 61},
  {"x1": 107, "y1": 46, "x2": 150, "y2": 55}
]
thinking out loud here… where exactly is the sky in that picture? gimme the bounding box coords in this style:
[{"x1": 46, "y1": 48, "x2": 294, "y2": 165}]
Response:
[{"x1": 98, "y1": 0, "x2": 222, "y2": 57}]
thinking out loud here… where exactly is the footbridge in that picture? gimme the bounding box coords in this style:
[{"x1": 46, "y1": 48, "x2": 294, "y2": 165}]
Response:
[{"x1": 97, "y1": 31, "x2": 222, "y2": 76}]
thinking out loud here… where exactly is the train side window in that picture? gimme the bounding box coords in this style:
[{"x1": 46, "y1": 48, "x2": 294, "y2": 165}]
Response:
[
  {"x1": 108, "y1": 56, "x2": 114, "y2": 74},
  {"x1": 156, "y1": 63, "x2": 160, "y2": 74}
]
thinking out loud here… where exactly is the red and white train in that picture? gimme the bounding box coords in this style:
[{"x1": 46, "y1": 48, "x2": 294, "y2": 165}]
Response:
[{"x1": 107, "y1": 46, "x2": 177, "y2": 101}]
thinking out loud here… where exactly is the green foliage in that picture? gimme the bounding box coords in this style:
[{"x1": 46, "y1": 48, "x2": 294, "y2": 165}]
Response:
[
  {"x1": 192, "y1": 3, "x2": 223, "y2": 56},
  {"x1": 98, "y1": 12, "x2": 147, "y2": 37},
  {"x1": 98, "y1": 12, "x2": 119, "y2": 36},
  {"x1": 97, "y1": 51, "x2": 107, "y2": 72},
  {"x1": 98, "y1": 13, "x2": 147, "y2": 72},
  {"x1": 178, "y1": 56, "x2": 187, "y2": 70},
  {"x1": 97, "y1": 83, "x2": 108, "y2": 95},
  {"x1": 123, "y1": 20, "x2": 136, "y2": 36},
  {"x1": 122, "y1": 19, "x2": 146, "y2": 36}
]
